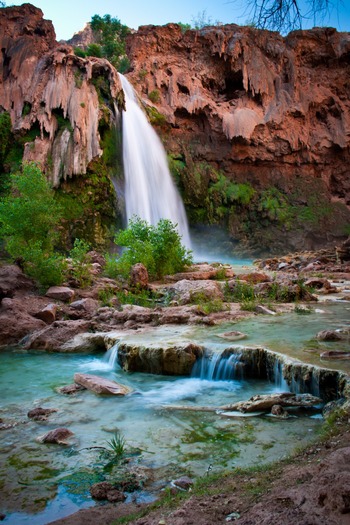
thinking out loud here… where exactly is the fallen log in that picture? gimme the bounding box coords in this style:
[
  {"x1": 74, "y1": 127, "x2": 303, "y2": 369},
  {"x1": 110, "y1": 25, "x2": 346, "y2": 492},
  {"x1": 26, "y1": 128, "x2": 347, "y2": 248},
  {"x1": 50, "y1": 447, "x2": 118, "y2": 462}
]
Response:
[
  {"x1": 220, "y1": 393, "x2": 322, "y2": 413},
  {"x1": 158, "y1": 392, "x2": 322, "y2": 414}
]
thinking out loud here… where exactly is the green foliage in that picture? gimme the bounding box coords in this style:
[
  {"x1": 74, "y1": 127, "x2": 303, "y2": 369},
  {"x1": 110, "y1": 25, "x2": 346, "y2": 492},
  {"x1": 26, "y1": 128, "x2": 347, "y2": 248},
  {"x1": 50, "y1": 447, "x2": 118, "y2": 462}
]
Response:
[
  {"x1": 177, "y1": 22, "x2": 191, "y2": 32},
  {"x1": 90, "y1": 14, "x2": 130, "y2": 71},
  {"x1": 98, "y1": 285, "x2": 117, "y2": 306},
  {"x1": 19, "y1": 243, "x2": 67, "y2": 288},
  {"x1": 209, "y1": 172, "x2": 255, "y2": 207},
  {"x1": 69, "y1": 239, "x2": 92, "y2": 287},
  {"x1": 114, "y1": 217, "x2": 193, "y2": 280},
  {"x1": 116, "y1": 288, "x2": 157, "y2": 308},
  {"x1": 223, "y1": 280, "x2": 255, "y2": 302},
  {"x1": 0, "y1": 163, "x2": 66, "y2": 287},
  {"x1": 21, "y1": 102, "x2": 31, "y2": 117},
  {"x1": 86, "y1": 43, "x2": 103, "y2": 58},
  {"x1": 294, "y1": 304, "x2": 313, "y2": 315},
  {"x1": 258, "y1": 188, "x2": 291, "y2": 224},
  {"x1": 106, "y1": 432, "x2": 126, "y2": 459},
  {"x1": 189, "y1": 291, "x2": 225, "y2": 314},
  {"x1": 74, "y1": 47, "x2": 87, "y2": 58},
  {"x1": 0, "y1": 163, "x2": 62, "y2": 254},
  {"x1": 146, "y1": 106, "x2": 167, "y2": 127},
  {"x1": 148, "y1": 89, "x2": 161, "y2": 104}
]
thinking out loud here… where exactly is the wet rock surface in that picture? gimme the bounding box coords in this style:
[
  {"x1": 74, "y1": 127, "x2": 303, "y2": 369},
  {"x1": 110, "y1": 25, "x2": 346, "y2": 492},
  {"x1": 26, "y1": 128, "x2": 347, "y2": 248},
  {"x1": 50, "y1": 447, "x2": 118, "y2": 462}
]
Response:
[{"x1": 73, "y1": 373, "x2": 133, "y2": 395}]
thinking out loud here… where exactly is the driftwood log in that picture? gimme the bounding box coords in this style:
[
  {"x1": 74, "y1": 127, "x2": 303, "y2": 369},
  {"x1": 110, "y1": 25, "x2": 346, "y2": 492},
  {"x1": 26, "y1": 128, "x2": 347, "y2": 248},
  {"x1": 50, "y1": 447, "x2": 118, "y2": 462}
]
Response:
[{"x1": 159, "y1": 392, "x2": 322, "y2": 414}]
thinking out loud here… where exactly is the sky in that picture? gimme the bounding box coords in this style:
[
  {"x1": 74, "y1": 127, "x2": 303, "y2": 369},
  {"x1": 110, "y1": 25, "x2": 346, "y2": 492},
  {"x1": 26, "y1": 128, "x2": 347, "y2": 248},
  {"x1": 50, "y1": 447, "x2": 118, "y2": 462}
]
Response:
[{"x1": 5, "y1": 0, "x2": 350, "y2": 39}]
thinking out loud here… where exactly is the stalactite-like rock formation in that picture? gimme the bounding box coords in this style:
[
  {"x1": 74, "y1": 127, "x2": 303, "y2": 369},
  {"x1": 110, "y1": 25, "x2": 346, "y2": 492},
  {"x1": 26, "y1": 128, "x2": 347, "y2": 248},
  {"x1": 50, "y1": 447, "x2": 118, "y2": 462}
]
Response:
[
  {"x1": 126, "y1": 24, "x2": 350, "y2": 253},
  {"x1": 0, "y1": 4, "x2": 122, "y2": 186}
]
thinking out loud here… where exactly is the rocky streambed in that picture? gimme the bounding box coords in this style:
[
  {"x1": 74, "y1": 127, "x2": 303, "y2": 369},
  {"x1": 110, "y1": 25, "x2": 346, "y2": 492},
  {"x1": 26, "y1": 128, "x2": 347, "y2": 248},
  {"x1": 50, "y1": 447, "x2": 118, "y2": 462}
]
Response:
[{"x1": 0, "y1": 251, "x2": 350, "y2": 524}]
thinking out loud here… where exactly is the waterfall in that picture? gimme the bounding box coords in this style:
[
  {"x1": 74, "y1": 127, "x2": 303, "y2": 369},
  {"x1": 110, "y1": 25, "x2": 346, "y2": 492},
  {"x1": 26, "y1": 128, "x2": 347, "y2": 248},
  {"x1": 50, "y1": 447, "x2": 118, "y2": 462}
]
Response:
[
  {"x1": 103, "y1": 343, "x2": 120, "y2": 369},
  {"x1": 273, "y1": 360, "x2": 289, "y2": 391},
  {"x1": 192, "y1": 351, "x2": 244, "y2": 381},
  {"x1": 118, "y1": 73, "x2": 191, "y2": 248}
]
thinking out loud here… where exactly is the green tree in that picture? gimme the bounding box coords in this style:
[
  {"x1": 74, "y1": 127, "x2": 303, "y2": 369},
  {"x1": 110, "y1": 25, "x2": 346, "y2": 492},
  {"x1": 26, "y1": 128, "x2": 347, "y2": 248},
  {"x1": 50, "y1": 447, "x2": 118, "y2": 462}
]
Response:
[
  {"x1": 114, "y1": 217, "x2": 193, "y2": 280},
  {"x1": 0, "y1": 163, "x2": 66, "y2": 287},
  {"x1": 90, "y1": 14, "x2": 130, "y2": 72}
]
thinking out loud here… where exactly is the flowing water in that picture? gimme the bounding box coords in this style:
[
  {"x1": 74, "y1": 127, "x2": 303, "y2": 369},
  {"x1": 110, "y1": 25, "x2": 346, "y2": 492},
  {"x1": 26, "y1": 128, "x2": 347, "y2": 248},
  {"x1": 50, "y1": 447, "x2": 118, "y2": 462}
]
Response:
[
  {"x1": 1, "y1": 301, "x2": 349, "y2": 524},
  {"x1": 118, "y1": 74, "x2": 191, "y2": 248}
]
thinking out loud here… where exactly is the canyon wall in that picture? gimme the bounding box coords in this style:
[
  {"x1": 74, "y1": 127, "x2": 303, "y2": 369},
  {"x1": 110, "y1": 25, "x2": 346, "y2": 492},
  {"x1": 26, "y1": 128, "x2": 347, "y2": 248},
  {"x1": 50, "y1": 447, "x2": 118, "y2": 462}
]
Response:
[
  {"x1": 0, "y1": 4, "x2": 124, "y2": 247},
  {"x1": 0, "y1": 4, "x2": 349, "y2": 254},
  {"x1": 125, "y1": 24, "x2": 350, "y2": 254}
]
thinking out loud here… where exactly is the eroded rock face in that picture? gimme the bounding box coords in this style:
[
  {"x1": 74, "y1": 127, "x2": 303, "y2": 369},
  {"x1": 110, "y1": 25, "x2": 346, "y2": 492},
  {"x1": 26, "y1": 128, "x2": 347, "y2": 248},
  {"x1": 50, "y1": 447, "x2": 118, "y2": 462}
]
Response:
[
  {"x1": 126, "y1": 24, "x2": 350, "y2": 252},
  {"x1": 117, "y1": 342, "x2": 204, "y2": 375},
  {"x1": 0, "y1": 4, "x2": 122, "y2": 186}
]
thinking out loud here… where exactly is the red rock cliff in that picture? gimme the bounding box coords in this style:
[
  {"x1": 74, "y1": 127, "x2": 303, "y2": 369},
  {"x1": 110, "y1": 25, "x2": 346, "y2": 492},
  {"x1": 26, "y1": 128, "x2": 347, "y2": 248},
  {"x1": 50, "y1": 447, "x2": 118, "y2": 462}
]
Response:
[
  {"x1": 126, "y1": 24, "x2": 350, "y2": 253},
  {"x1": 0, "y1": 4, "x2": 122, "y2": 187}
]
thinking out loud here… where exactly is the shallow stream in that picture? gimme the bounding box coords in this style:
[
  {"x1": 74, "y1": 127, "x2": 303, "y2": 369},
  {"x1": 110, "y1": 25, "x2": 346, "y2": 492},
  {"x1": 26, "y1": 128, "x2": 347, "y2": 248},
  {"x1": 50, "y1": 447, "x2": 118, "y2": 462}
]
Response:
[{"x1": 0, "y1": 300, "x2": 349, "y2": 524}]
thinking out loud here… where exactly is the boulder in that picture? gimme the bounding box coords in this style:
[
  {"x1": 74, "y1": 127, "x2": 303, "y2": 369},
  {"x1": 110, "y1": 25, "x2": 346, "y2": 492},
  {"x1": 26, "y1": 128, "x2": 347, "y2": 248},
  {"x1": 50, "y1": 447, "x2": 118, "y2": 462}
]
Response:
[
  {"x1": 90, "y1": 482, "x2": 126, "y2": 502},
  {"x1": 68, "y1": 298, "x2": 99, "y2": 318},
  {"x1": 27, "y1": 407, "x2": 57, "y2": 421},
  {"x1": 57, "y1": 383, "x2": 86, "y2": 395},
  {"x1": 0, "y1": 264, "x2": 35, "y2": 300},
  {"x1": 34, "y1": 303, "x2": 57, "y2": 324},
  {"x1": 59, "y1": 332, "x2": 106, "y2": 353},
  {"x1": 271, "y1": 404, "x2": 289, "y2": 418},
  {"x1": 164, "y1": 264, "x2": 220, "y2": 282},
  {"x1": 130, "y1": 263, "x2": 149, "y2": 289},
  {"x1": 73, "y1": 373, "x2": 133, "y2": 395},
  {"x1": 171, "y1": 476, "x2": 194, "y2": 491},
  {"x1": 24, "y1": 319, "x2": 91, "y2": 351},
  {"x1": 37, "y1": 427, "x2": 74, "y2": 444},
  {"x1": 169, "y1": 279, "x2": 223, "y2": 305},
  {"x1": 117, "y1": 342, "x2": 203, "y2": 375},
  {"x1": 46, "y1": 286, "x2": 75, "y2": 302},
  {"x1": 240, "y1": 272, "x2": 271, "y2": 284},
  {"x1": 0, "y1": 298, "x2": 46, "y2": 346},
  {"x1": 316, "y1": 330, "x2": 342, "y2": 342},
  {"x1": 217, "y1": 331, "x2": 247, "y2": 341}
]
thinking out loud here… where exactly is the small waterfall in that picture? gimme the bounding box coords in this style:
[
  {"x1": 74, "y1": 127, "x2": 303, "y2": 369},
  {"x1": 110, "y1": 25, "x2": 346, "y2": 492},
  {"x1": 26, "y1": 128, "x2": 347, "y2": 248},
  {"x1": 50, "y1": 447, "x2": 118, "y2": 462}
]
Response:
[
  {"x1": 118, "y1": 73, "x2": 191, "y2": 248},
  {"x1": 192, "y1": 351, "x2": 244, "y2": 381},
  {"x1": 273, "y1": 360, "x2": 289, "y2": 391},
  {"x1": 103, "y1": 343, "x2": 120, "y2": 369}
]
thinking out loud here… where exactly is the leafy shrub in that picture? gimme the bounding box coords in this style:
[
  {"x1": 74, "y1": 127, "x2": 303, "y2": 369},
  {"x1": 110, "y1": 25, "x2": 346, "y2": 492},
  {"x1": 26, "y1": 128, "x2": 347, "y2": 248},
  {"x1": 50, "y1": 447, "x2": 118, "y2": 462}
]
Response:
[
  {"x1": 20, "y1": 243, "x2": 67, "y2": 289},
  {"x1": 114, "y1": 217, "x2": 193, "y2": 280},
  {"x1": 148, "y1": 90, "x2": 161, "y2": 104},
  {"x1": 223, "y1": 280, "x2": 255, "y2": 302},
  {"x1": 116, "y1": 288, "x2": 157, "y2": 308},
  {"x1": 0, "y1": 164, "x2": 62, "y2": 251},
  {"x1": 69, "y1": 239, "x2": 92, "y2": 287},
  {"x1": 189, "y1": 291, "x2": 225, "y2": 314},
  {"x1": 74, "y1": 47, "x2": 87, "y2": 58},
  {"x1": 0, "y1": 163, "x2": 66, "y2": 287},
  {"x1": 90, "y1": 14, "x2": 129, "y2": 71}
]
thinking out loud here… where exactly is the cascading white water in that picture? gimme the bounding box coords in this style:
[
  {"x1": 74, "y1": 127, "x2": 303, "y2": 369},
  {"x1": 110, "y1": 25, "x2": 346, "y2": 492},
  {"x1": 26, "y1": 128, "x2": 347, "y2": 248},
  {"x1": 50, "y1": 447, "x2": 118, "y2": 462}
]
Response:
[
  {"x1": 192, "y1": 350, "x2": 244, "y2": 381},
  {"x1": 118, "y1": 73, "x2": 191, "y2": 248}
]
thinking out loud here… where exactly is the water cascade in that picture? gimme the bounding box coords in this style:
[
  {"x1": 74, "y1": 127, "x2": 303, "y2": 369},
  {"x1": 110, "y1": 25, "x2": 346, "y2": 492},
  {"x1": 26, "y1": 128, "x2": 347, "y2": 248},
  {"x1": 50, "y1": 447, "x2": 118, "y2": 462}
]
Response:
[
  {"x1": 103, "y1": 342, "x2": 120, "y2": 369},
  {"x1": 192, "y1": 350, "x2": 244, "y2": 381},
  {"x1": 118, "y1": 73, "x2": 191, "y2": 248}
]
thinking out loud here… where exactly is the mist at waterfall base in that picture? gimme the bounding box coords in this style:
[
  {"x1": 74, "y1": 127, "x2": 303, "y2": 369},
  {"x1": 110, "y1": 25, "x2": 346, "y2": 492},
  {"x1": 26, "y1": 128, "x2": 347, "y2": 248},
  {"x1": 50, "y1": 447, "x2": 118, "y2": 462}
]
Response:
[{"x1": 118, "y1": 73, "x2": 191, "y2": 249}]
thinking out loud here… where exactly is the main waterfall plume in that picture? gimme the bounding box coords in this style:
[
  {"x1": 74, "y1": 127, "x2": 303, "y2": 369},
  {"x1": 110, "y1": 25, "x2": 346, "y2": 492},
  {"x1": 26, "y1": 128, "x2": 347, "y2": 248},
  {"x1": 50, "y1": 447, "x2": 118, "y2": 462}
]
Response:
[{"x1": 118, "y1": 73, "x2": 191, "y2": 248}]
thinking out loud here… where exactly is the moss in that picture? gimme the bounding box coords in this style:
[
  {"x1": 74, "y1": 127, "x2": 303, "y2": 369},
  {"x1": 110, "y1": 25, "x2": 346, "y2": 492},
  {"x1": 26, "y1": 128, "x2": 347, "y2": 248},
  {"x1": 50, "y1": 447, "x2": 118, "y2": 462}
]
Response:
[
  {"x1": 146, "y1": 105, "x2": 167, "y2": 127},
  {"x1": 148, "y1": 89, "x2": 161, "y2": 103},
  {"x1": 56, "y1": 159, "x2": 121, "y2": 250}
]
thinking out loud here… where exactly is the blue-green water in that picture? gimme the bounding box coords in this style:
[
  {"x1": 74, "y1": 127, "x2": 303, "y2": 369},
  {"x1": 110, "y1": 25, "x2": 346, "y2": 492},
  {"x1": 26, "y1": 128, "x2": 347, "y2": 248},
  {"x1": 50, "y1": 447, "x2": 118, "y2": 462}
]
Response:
[{"x1": 1, "y1": 301, "x2": 349, "y2": 524}]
